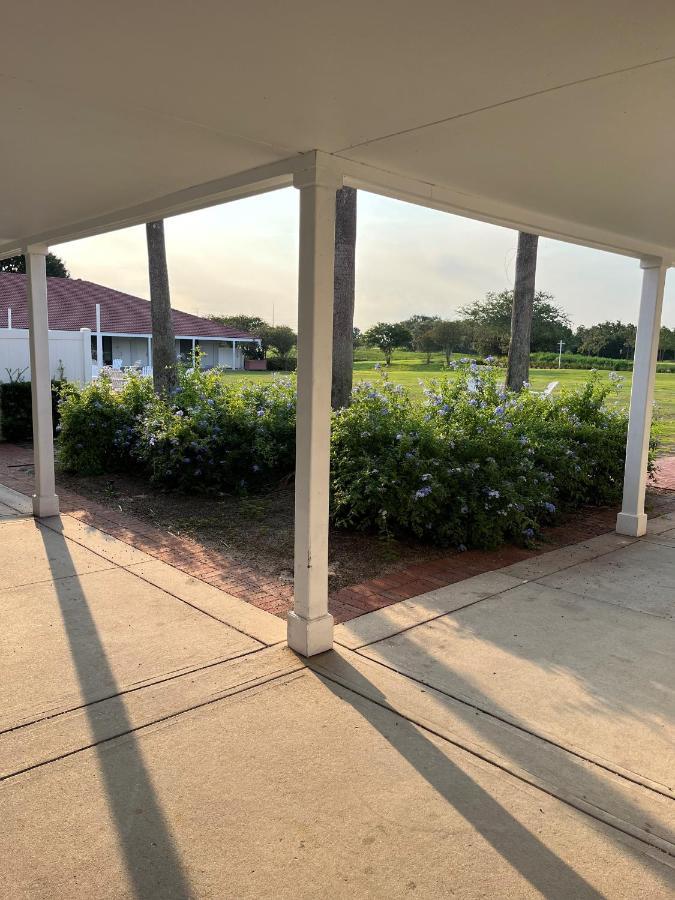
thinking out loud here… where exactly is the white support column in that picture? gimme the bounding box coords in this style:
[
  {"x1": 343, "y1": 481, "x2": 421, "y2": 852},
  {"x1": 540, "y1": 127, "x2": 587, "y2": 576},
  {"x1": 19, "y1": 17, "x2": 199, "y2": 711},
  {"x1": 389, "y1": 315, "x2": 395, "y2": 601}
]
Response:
[
  {"x1": 192, "y1": 337, "x2": 196, "y2": 367},
  {"x1": 616, "y1": 257, "x2": 668, "y2": 537},
  {"x1": 147, "y1": 335, "x2": 152, "y2": 366},
  {"x1": 232, "y1": 339, "x2": 237, "y2": 370},
  {"x1": 80, "y1": 328, "x2": 93, "y2": 383},
  {"x1": 95, "y1": 303, "x2": 103, "y2": 368},
  {"x1": 287, "y1": 156, "x2": 342, "y2": 656},
  {"x1": 26, "y1": 245, "x2": 59, "y2": 518}
]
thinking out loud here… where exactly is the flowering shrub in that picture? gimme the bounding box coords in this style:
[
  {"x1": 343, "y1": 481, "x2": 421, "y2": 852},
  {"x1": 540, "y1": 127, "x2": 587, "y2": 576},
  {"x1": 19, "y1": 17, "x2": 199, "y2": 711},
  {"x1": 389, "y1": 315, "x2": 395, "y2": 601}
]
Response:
[
  {"x1": 58, "y1": 362, "x2": 645, "y2": 551},
  {"x1": 58, "y1": 374, "x2": 154, "y2": 474},
  {"x1": 134, "y1": 369, "x2": 296, "y2": 493},
  {"x1": 330, "y1": 363, "x2": 637, "y2": 548},
  {"x1": 58, "y1": 367, "x2": 296, "y2": 491}
]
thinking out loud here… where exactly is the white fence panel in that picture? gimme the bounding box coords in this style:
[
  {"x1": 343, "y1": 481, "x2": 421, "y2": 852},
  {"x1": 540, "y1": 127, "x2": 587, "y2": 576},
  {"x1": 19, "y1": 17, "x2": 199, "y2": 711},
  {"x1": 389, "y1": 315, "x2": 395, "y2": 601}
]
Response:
[{"x1": 0, "y1": 328, "x2": 92, "y2": 384}]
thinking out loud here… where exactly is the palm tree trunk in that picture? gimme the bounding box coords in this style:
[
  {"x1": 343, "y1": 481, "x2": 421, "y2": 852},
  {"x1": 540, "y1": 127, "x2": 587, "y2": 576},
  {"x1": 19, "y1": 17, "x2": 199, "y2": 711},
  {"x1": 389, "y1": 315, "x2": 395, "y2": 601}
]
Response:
[
  {"x1": 146, "y1": 220, "x2": 177, "y2": 395},
  {"x1": 506, "y1": 231, "x2": 539, "y2": 392},
  {"x1": 331, "y1": 187, "x2": 357, "y2": 409}
]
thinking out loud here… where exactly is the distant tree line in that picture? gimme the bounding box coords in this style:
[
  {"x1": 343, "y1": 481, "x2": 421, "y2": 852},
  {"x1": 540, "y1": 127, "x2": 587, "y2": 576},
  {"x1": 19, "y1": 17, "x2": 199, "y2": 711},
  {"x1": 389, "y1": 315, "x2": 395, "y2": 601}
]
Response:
[
  {"x1": 208, "y1": 314, "x2": 298, "y2": 369},
  {"x1": 356, "y1": 291, "x2": 675, "y2": 364},
  {"x1": 0, "y1": 252, "x2": 70, "y2": 278}
]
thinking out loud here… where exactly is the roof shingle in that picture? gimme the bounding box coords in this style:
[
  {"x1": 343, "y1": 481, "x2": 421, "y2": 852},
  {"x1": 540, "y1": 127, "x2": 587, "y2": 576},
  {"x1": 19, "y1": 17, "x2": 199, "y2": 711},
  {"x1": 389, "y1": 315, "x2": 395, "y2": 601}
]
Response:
[{"x1": 0, "y1": 274, "x2": 257, "y2": 340}]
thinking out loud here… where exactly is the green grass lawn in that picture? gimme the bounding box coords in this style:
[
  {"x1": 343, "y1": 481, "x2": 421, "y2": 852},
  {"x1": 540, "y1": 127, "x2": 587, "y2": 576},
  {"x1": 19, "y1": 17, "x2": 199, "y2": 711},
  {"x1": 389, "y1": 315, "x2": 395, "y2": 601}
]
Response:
[{"x1": 226, "y1": 351, "x2": 675, "y2": 452}]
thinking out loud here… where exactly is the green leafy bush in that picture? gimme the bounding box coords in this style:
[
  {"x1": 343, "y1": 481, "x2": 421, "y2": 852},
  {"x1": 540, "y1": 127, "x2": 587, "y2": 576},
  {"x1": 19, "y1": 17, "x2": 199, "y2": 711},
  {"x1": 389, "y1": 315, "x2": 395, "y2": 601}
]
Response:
[
  {"x1": 57, "y1": 374, "x2": 154, "y2": 474},
  {"x1": 134, "y1": 369, "x2": 296, "y2": 493},
  {"x1": 58, "y1": 367, "x2": 296, "y2": 491},
  {"x1": 0, "y1": 381, "x2": 33, "y2": 441},
  {"x1": 266, "y1": 356, "x2": 297, "y2": 372},
  {"x1": 0, "y1": 380, "x2": 63, "y2": 442},
  {"x1": 529, "y1": 351, "x2": 674, "y2": 372},
  {"x1": 57, "y1": 362, "x2": 644, "y2": 552},
  {"x1": 331, "y1": 363, "x2": 636, "y2": 548}
]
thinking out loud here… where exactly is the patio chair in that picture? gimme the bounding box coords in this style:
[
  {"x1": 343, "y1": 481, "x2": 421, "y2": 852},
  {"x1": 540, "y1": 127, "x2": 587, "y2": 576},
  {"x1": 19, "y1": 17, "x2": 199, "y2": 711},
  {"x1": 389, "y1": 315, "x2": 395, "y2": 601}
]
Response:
[{"x1": 540, "y1": 380, "x2": 559, "y2": 397}]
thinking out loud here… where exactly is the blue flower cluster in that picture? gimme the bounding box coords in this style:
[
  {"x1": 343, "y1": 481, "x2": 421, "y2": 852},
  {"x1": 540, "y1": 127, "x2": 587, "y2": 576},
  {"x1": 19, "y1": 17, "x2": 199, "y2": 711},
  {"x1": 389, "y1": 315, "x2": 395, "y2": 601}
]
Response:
[{"x1": 331, "y1": 361, "x2": 635, "y2": 549}]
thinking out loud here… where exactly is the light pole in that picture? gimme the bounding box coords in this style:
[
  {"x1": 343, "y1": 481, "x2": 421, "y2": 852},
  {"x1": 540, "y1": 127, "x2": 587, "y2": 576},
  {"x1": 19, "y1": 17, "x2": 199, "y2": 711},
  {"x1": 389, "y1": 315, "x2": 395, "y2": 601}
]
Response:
[{"x1": 557, "y1": 339, "x2": 565, "y2": 369}]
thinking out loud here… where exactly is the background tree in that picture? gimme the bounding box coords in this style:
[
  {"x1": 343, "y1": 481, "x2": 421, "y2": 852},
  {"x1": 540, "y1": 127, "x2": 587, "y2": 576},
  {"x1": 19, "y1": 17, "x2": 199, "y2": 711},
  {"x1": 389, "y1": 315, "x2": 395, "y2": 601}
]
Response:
[
  {"x1": 0, "y1": 252, "x2": 70, "y2": 278},
  {"x1": 430, "y1": 320, "x2": 465, "y2": 366},
  {"x1": 659, "y1": 326, "x2": 675, "y2": 360},
  {"x1": 208, "y1": 314, "x2": 267, "y2": 335},
  {"x1": 261, "y1": 324, "x2": 297, "y2": 369},
  {"x1": 352, "y1": 326, "x2": 363, "y2": 349},
  {"x1": 331, "y1": 187, "x2": 357, "y2": 409},
  {"x1": 505, "y1": 232, "x2": 538, "y2": 391},
  {"x1": 413, "y1": 325, "x2": 440, "y2": 363},
  {"x1": 146, "y1": 220, "x2": 177, "y2": 394},
  {"x1": 363, "y1": 322, "x2": 412, "y2": 365},
  {"x1": 400, "y1": 314, "x2": 439, "y2": 343},
  {"x1": 575, "y1": 321, "x2": 636, "y2": 358},
  {"x1": 460, "y1": 289, "x2": 572, "y2": 356}
]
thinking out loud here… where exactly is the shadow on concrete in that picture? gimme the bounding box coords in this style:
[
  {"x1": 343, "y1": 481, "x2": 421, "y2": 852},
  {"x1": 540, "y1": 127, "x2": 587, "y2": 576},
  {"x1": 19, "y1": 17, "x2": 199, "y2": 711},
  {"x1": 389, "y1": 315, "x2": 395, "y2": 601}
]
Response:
[
  {"x1": 40, "y1": 523, "x2": 191, "y2": 899},
  {"x1": 313, "y1": 652, "x2": 605, "y2": 898},
  {"x1": 313, "y1": 647, "x2": 675, "y2": 897}
]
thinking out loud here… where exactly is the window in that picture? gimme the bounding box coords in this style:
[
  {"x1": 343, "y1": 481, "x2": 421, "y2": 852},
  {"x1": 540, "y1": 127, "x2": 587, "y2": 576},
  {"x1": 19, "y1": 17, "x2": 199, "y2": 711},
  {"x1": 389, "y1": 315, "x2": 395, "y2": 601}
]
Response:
[
  {"x1": 91, "y1": 335, "x2": 113, "y2": 365},
  {"x1": 178, "y1": 339, "x2": 193, "y2": 362}
]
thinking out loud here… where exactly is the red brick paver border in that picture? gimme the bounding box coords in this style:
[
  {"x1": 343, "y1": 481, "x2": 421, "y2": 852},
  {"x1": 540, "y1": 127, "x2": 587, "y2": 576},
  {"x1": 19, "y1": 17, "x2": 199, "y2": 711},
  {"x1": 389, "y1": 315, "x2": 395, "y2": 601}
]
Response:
[{"x1": 1, "y1": 442, "x2": 674, "y2": 625}]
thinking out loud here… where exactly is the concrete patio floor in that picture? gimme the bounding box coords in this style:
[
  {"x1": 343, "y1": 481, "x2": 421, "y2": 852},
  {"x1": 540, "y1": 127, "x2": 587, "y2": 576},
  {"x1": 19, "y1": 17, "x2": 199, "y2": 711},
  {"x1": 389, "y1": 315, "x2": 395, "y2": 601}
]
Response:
[{"x1": 1, "y1": 484, "x2": 674, "y2": 899}]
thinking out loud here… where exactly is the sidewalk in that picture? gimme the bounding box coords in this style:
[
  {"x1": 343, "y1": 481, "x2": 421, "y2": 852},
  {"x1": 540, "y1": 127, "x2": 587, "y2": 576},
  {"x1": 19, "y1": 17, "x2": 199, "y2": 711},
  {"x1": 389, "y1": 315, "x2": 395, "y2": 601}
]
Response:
[{"x1": 1, "y1": 492, "x2": 673, "y2": 898}]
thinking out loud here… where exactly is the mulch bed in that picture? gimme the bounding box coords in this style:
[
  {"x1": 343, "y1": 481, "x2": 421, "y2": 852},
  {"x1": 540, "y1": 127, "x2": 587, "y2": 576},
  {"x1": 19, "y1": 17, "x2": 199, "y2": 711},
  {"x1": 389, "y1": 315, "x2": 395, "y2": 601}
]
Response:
[{"x1": 1, "y1": 442, "x2": 673, "y2": 624}]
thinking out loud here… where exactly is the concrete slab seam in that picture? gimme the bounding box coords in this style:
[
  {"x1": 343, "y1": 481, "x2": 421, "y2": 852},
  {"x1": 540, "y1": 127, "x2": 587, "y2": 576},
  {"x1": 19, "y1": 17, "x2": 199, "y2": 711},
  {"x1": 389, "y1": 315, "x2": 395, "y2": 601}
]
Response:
[
  {"x1": 309, "y1": 661, "x2": 675, "y2": 863},
  {"x1": 0, "y1": 643, "x2": 280, "y2": 738},
  {"x1": 349, "y1": 650, "x2": 674, "y2": 801},
  {"x1": 1, "y1": 666, "x2": 307, "y2": 783}
]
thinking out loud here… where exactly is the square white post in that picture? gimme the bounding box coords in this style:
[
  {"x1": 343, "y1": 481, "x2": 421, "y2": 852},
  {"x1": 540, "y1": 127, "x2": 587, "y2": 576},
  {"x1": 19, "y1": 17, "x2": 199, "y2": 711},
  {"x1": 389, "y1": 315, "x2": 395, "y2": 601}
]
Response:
[
  {"x1": 26, "y1": 245, "x2": 59, "y2": 518},
  {"x1": 616, "y1": 257, "x2": 668, "y2": 536},
  {"x1": 80, "y1": 328, "x2": 93, "y2": 383},
  {"x1": 287, "y1": 156, "x2": 342, "y2": 656},
  {"x1": 95, "y1": 302, "x2": 103, "y2": 368},
  {"x1": 232, "y1": 339, "x2": 237, "y2": 369},
  {"x1": 147, "y1": 336, "x2": 152, "y2": 366}
]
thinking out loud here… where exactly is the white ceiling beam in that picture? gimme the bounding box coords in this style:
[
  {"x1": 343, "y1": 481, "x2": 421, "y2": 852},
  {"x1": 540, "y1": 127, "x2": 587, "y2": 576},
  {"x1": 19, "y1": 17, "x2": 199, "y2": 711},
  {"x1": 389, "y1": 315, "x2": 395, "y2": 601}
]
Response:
[
  {"x1": 0, "y1": 155, "x2": 314, "y2": 260},
  {"x1": 1, "y1": 149, "x2": 672, "y2": 265},
  {"x1": 339, "y1": 156, "x2": 674, "y2": 264}
]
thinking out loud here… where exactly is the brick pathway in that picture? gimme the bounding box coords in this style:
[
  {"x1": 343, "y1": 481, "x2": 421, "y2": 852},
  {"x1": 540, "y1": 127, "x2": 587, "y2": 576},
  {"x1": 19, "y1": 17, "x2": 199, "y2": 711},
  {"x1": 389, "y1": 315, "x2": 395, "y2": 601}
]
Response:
[
  {"x1": 1, "y1": 442, "x2": 674, "y2": 624},
  {"x1": 655, "y1": 455, "x2": 675, "y2": 490}
]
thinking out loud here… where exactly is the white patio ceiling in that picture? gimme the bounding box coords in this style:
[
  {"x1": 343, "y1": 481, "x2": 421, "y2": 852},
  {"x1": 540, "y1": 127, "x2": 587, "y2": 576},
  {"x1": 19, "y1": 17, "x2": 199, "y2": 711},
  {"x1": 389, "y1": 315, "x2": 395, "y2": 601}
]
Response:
[{"x1": 2, "y1": 1, "x2": 675, "y2": 258}]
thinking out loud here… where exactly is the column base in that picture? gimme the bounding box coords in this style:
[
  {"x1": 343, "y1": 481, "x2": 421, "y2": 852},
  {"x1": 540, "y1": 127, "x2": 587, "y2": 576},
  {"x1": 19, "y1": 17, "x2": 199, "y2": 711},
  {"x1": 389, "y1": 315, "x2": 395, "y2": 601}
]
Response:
[
  {"x1": 32, "y1": 494, "x2": 60, "y2": 518},
  {"x1": 616, "y1": 511, "x2": 647, "y2": 537},
  {"x1": 287, "y1": 611, "x2": 334, "y2": 657}
]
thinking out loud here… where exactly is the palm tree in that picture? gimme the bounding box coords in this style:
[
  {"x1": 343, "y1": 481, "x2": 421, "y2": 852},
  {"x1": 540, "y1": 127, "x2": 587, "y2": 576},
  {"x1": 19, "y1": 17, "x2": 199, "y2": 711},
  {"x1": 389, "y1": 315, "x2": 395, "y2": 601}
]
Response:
[
  {"x1": 506, "y1": 231, "x2": 539, "y2": 391},
  {"x1": 331, "y1": 187, "x2": 357, "y2": 409},
  {"x1": 146, "y1": 220, "x2": 177, "y2": 395}
]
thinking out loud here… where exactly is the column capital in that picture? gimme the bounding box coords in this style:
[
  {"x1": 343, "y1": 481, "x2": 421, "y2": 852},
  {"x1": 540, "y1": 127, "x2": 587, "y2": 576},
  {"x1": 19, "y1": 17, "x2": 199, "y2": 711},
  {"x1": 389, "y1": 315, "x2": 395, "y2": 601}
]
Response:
[
  {"x1": 24, "y1": 242, "x2": 49, "y2": 257},
  {"x1": 639, "y1": 255, "x2": 666, "y2": 270},
  {"x1": 293, "y1": 151, "x2": 344, "y2": 191}
]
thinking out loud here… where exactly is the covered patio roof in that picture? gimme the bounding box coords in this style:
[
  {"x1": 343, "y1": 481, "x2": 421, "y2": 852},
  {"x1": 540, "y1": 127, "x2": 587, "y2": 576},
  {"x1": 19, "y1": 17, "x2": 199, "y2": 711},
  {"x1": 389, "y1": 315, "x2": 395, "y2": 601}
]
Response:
[
  {"x1": 2, "y1": 4, "x2": 674, "y2": 656},
  {"x1": 1, "y1": 1, "x2": 675, "y2": 260}
]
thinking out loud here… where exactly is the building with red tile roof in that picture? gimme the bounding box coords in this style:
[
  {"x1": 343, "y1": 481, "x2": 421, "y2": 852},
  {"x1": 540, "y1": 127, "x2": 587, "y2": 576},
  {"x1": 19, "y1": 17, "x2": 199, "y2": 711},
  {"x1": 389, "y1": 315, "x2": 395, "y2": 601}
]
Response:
[{"x1": 0, "y1": 273, "x2": 257, "y2": 369}]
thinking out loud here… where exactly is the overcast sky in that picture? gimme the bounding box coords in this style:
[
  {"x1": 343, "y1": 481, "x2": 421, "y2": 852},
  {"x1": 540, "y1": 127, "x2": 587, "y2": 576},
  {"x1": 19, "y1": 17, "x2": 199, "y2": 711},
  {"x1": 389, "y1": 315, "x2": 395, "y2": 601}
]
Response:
[{"x1": 54, "y1": 188, "x2": 675, "y2": 333}]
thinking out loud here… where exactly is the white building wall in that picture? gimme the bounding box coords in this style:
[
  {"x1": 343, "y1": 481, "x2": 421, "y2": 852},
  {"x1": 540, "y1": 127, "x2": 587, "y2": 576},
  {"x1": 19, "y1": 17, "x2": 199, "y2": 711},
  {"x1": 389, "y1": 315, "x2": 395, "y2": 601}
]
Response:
[{"x1": 0, "y1": 328, "x2": 92, "y2": 384}]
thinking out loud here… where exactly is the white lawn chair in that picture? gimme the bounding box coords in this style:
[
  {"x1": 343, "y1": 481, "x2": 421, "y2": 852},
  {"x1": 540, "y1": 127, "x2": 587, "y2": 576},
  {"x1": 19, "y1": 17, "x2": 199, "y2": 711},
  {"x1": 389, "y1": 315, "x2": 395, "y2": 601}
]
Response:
[
  {"x1": 112, "y1": 358, "x2": 123, "y2": 370},
  {"x1": 541, "y1": 380, "x2": 559, "y2": 397},
  {"x1": 141, "y1": 365, "x2": 153, "y2": 377}
]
